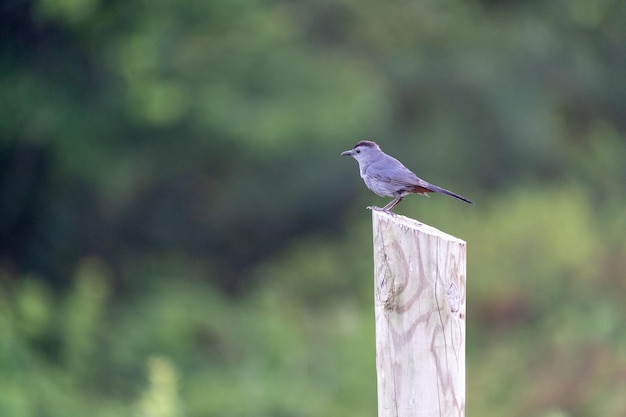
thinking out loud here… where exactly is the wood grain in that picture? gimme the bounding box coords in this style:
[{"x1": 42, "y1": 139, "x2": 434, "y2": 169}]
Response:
[{"x1": 372, "y1": 210, "x2": 466, "y2": 417}]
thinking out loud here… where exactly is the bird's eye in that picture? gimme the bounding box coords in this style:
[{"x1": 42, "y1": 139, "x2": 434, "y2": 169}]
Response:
[{"x1": 356, "y1": 149, "x2": 361, "y2": 154}]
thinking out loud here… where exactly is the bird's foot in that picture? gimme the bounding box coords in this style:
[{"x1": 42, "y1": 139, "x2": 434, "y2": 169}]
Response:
[{"x1": 367, "y1": 206, "x2": 396, "y2": 215}]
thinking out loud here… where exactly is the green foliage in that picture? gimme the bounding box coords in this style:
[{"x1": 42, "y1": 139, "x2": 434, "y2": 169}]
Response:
[
  {"x1": 458, "y1": 188, "x2": 626, "y2": 417},
  {"x1": 0, "y1": 262, "x2": 377, "y2": 417},
  {"x1": 136, "y1": 356, "x2": 184, "y2": 417},
  {"x1": 62, "y1": 258, "x2": 110, "y2": 377},
  {"x1": 1, "y1": 0, "x2": 626, "y2": 415}
]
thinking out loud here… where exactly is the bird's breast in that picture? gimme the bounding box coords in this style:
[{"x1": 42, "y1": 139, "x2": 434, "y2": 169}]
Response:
[{"x1": 360, "y1": 171, "x2": 393, "y2": 197}]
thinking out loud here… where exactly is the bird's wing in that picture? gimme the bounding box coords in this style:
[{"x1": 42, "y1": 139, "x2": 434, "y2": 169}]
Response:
[
  {"x1": 365, "y1": 154, "x2": 474, "y2": 203},
  {"x1": 368, "y1": 156, "x2": 432, "y2": 189}
]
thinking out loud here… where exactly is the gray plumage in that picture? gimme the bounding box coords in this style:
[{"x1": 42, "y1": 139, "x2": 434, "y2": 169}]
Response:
[{"x1": 341, "y1": 140, "x2": 473, "y2": 212}]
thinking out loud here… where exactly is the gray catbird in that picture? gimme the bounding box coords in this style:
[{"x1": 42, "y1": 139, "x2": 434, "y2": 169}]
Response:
[{"x1": 341, "y1": 140, "x2": 473, "y2": 212}]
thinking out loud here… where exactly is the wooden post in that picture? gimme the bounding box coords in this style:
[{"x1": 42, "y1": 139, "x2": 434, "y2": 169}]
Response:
[{"x1": 372, "y1": 210, "x2": 466, "y2": 417}]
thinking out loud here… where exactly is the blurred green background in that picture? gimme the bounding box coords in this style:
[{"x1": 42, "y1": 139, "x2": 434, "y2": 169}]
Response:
[{"x1": 1, "y1": 0, "x2": 626, "y2": 416}]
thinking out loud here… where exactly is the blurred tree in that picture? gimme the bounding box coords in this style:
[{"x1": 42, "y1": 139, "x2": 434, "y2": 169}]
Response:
[
  {"x1": 1, "y1": 0, "x2": 386, "y2": 291},
  {"x1": 1, "y1": 0, "x2": 625, "y2": 292}
]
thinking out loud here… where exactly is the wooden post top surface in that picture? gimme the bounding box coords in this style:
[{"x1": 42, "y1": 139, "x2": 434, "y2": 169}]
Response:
[{"x1": 371, "y1": 210, "x2": 467, "y2": 245}]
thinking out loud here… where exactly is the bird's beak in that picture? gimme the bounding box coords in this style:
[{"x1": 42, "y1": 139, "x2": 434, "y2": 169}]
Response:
[{"x1": 341, "y1": 149, "x2": 353, "y2": 156}]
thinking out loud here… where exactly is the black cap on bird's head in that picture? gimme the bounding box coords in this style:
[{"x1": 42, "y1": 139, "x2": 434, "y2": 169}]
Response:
[{"x1": 341, "y1": 140, "x2": 380, "y2": 157}]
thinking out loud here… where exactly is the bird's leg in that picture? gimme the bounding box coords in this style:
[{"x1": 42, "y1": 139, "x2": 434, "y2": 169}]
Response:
[
  {"x1": 367, "y1": 197, "x2": 403, "y2": 213},
  {"x1": 382, "y1": 197, "x2": 403, "y2": 212}
]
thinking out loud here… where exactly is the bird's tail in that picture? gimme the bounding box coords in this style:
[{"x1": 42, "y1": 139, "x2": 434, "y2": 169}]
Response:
[{"x1": 426, "y1": 184, "x2": 474, "y2": 204}]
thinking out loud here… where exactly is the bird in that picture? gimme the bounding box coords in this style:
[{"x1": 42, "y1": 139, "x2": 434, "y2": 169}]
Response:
[{"x1": 341, "y1": 140, "x2": 473, "y2": 212}]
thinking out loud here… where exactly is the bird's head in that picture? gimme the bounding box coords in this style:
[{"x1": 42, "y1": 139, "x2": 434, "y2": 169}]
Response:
[{"x1": 341, "y1": 140, "x2": 381, "y2": 163}]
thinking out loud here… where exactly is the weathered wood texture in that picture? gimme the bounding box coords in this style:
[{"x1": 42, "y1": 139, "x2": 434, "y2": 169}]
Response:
[{"x1": 372, "y1": 210, "x2": 466, "y2": 417}]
